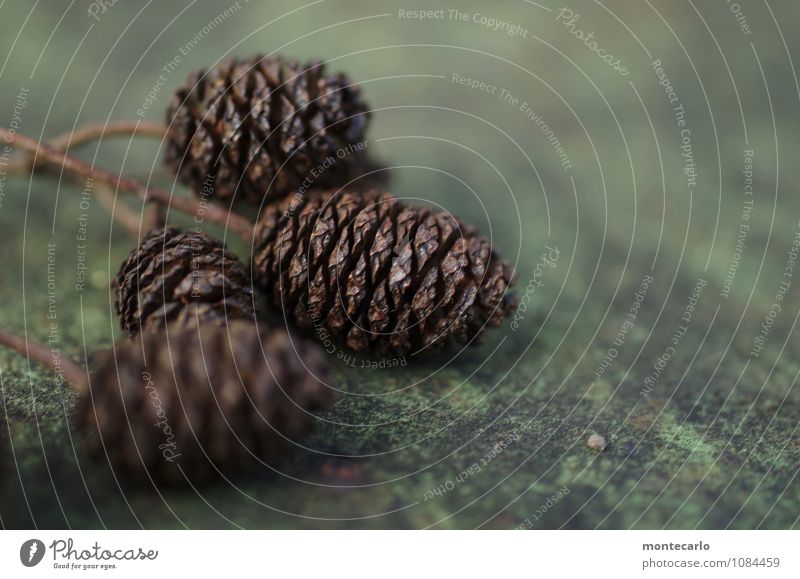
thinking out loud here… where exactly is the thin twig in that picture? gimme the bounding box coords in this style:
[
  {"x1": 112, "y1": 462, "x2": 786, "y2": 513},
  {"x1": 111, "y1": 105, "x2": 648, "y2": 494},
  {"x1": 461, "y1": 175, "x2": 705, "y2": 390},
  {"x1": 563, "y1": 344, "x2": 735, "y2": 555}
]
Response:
[
  {"x1": 51, "y1": 120, "x2": 167, "y2": 149},
  {"x1": 0, "y1": 128, "x2": 254, "y2": 242},
  {"x1": 0, "y1": 329, "x2": 86, "y2": 392},
  {"x1": 147, "y1": 202, "x2": 166, "y2": 232},
  {"x1": 93, "y1": 182, "x2": 147, "y2": 237},
  {"x1": 4, "y1": 120, "x2": 167, "y2": 173}
]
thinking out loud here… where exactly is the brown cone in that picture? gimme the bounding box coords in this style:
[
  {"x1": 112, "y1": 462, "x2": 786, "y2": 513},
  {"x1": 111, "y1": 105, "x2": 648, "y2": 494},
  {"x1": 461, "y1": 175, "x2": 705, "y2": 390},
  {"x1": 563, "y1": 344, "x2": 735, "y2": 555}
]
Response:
[
  {"x1": 165, "y1": 55, "x2": 381, "y2": 204},
  {"x1": 73, "y1": 320, "x2": 334, "y2": 484},
  {"x1": 114, "y1": 227, "x2": 254, "y2": 335},
  {"x1": 252, "y1": 189, "x2": 517, "y2": 355}
]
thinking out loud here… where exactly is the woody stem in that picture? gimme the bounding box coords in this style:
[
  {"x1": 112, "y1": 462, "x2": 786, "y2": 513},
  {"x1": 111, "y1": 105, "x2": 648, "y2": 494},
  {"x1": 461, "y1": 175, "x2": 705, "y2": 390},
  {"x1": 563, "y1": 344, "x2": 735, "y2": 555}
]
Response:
[
  {"x1": 93, "y1": 181, "x2": 154, "y2": 237},
  {"x1": 0, "y1": 128, "x2": 254, "y2": 242},
  {"x1": 4, "y1": 120, "x2": 167, "y2": 173},
  {"x1": 52, "y1": 120, "x2": 167, "y2": 148},
  {"x1": 0, "y1": 329, "x2": 86, "y2": 392}
]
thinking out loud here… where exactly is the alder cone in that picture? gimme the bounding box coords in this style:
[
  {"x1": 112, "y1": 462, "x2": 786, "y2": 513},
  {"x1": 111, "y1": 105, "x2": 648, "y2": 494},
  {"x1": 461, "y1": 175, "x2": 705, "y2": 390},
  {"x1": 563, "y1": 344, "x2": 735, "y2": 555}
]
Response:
[
  {"x1": 74, "y1": 320, "x2": 334, "y2": 484},
  {"x1": 252, "y1": 189, "x2": 517, "y2": 355},
  {"x1": 114, "y1": 227, "x2": 254, "y2": 335},
  {"x1": 165, "y1": 55, "x2": 379, "y2": 204}
]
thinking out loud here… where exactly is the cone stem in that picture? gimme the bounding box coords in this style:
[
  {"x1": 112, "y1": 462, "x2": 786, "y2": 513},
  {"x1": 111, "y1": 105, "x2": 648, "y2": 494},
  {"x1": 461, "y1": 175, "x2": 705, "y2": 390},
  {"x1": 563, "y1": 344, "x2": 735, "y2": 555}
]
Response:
[
  {"x1": 4, "y1": 120, "x2": 167, "y2": 173},
  {"x1": 50, "y1": 120, "x2": 167, "y2": 149},
  {"x1": 0, "y1": 128, "x2": 254, "y2": 242},
  {"x1": 93, "y1": 181, "x2": 160, "y2": 237},
  {"x1": 0, "y1": 329, "x2": 86, "y2": 393}
]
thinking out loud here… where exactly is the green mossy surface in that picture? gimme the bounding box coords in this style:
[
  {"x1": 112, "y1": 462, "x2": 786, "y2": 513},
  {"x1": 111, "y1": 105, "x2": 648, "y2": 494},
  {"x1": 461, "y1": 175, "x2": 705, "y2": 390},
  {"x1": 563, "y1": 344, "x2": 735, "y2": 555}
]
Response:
[{"x1": 1, "y1": 0, "x2": 799, "y2": 528}]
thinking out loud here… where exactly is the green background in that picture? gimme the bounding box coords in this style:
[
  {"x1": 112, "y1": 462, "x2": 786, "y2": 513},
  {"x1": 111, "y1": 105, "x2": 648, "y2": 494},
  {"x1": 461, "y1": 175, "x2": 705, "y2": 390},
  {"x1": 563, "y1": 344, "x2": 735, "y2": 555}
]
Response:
[{"x1": 1, "y1": 0, "x2": 799, "y2": 528}]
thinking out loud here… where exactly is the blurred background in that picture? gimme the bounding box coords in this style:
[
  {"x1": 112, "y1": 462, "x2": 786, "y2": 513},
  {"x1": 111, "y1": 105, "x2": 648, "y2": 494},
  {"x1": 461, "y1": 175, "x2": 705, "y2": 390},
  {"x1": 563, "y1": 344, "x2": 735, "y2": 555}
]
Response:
[{"x1": 1, "y1": 0, "x2": 799, "y2": 529}]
